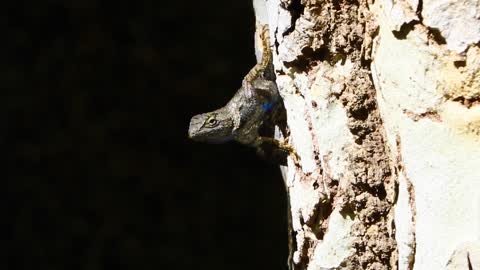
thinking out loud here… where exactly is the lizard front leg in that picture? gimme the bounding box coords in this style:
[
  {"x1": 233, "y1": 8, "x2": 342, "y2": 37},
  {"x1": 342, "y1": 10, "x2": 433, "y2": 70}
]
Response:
[{"x1": 254, "y1": 136, "x2": 301, "y2": 166}]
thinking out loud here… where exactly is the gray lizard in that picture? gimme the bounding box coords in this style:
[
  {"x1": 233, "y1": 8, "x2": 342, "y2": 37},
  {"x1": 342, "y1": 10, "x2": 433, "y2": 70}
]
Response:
[{"x1": 188, "y1": 25, "x2": 295, "y2": 159}]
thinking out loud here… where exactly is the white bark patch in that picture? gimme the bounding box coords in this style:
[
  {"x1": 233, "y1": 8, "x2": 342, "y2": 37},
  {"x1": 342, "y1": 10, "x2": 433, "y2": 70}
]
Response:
[
  {"x1": 446, "y1": 242, "x2": 480, "y2": 269},
  {"x1": 309, "y1": 61, "x2": 356, "y2": 181},
  {"x1": 308, "y1": 209, "x2": 356, "y2": 269},
  {"x1": 278, "y1": 18, "x2": 316, "y2": 63},
  {"x1": 253, "y1": 0, "x2": 269, "y2": 25},
  {"x1": 383, "y1": 0, "x2": 419, "y2": 31},
  {"x1": 277, "y1": 74, "x2": 317, "y2": 173},
  {"x1": 422, "y1": 0, "x2": 480, "y2": 53},
  {"x1": 372, "y1": 24, "x2": 443, "y2": 114},
  {"x1": 373, "y1": 2, "x2": 480, "y2": 269},
  {"x1": 394, "y1": 173, "x2": 415, "y2": 270}
]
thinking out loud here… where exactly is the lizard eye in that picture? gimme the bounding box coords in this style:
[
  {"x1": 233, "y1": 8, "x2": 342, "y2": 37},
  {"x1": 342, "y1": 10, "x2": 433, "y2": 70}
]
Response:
[{"x1": 205, "y1": 116, "x2": 218, "y2": 127}]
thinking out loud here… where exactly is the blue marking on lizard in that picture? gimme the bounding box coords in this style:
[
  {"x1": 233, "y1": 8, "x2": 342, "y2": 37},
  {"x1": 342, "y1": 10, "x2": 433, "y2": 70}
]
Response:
[{"x1": 262, "y1": 101, "x2": 275, "y2": 112}]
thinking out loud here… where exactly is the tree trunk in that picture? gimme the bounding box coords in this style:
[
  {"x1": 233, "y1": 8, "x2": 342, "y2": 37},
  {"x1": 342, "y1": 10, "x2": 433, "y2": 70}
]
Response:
[{"x1": 253, "y1": 0, "x2": 480, "y2": 269}]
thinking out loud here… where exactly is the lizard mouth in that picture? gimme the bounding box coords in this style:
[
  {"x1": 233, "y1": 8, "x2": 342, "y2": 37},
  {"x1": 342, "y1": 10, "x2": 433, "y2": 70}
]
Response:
[{"x1": 187, "y1": 118, "x2": 199, "y2": 139}]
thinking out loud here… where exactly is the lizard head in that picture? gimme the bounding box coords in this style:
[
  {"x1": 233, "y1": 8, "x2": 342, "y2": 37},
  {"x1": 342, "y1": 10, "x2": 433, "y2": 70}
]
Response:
[{"x1": 188, "y1": 110, "x2": 235, "y2": 143}]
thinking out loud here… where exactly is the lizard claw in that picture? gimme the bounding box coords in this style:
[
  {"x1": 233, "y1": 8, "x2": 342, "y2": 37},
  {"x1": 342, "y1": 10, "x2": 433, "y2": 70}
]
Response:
[
  {"x1": 255, "y1": 137, "x2": 301, "y2": 167},
  {"x1": 277, "y1": 139, "x2": 301, "y2": 167}
]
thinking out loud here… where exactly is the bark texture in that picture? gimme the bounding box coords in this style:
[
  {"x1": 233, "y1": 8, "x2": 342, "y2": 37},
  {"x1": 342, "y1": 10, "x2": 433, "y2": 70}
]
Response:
[{"x1": 253, "y1": 0, "x2": 480, "y2": 269}]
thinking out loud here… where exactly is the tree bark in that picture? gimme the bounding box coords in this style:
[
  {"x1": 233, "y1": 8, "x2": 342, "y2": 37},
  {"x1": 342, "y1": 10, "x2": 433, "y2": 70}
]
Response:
[{"x1": 253, "y1": 0, "x2": 480, "y2": 269}]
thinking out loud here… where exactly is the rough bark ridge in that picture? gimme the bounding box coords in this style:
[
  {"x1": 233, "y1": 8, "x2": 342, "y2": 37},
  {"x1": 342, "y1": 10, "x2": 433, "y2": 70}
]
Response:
[
  {"x1": 254, "y1": 0, "x2": 480, "y2": 269},
  {"x1": 256, "y1": 0, "x2": 397, "y2": 268}
]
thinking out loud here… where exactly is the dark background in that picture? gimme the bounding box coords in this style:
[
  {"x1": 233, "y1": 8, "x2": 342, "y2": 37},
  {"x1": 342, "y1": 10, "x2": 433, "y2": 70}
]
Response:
[{"x1": 3, "y1": 1, "x2": 288, "y2": 269}]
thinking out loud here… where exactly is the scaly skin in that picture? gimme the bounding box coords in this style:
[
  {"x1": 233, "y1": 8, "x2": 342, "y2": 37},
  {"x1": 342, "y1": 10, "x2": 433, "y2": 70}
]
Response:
[
  {"x1": 188, "y1": 25, "x2": 280, "y2": 145},
  {"x1": 188, "y1": 25, "x2": 299, "y2": 164}
]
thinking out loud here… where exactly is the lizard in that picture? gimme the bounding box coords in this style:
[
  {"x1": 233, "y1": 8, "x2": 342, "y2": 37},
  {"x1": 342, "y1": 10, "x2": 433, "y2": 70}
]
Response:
[
  {"x1": 188, "y1": 24, "x2": 297, "y2": 162},
  {"x1": 189, "y1": 24, "x2": 299, "y2": 269}
]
